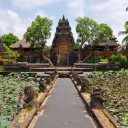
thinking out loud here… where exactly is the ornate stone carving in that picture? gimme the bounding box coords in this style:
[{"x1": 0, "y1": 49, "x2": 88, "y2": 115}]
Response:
[
  {"x1": 51, "y1": 15, "x2": 74, "y2": 66},
  {"x1": 80, "y1": 78, "x2": 89, "y2": 92},
  {"x1": 39, "y1": 78, "x2": 46, "y2": 92},
  {"x1": 90, "y1": 87, "x2": 104, "y2": 109}
]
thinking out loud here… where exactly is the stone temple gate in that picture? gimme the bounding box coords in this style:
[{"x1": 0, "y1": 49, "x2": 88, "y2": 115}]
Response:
[{"x1": 51, "y1": 15, "x2": 74, "y2": 66}]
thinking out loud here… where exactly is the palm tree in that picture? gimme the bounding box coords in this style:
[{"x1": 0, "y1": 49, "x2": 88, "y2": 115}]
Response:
[
  {"x1": 119, "y1": 8, "x2": 128, "y2": 46},
  {"x1": 119, "y1": 22, "x2": 128, "y2": 46}
]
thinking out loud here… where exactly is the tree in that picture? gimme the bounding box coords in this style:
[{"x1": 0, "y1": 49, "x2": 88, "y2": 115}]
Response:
[
  {"x1": 76, "y1": 17, "x2": 113, "y2": 48},
  {"x1": 76, "y1": 17, "x2": 113, "y2": 61},
  {"x1": 24, "y1": 15, "x2": 52, "y2": 47},
  {"x1": 1, "y1": 33, "x2": 19, "y2": 47},
  {"x1": 42, "y1": 46, "x2": 51, "y2": 56},
  {"x1": 76, "y1": 17, "x2": 98, "y2": 49},
  {"x1": 119, "y1": 7, "x2": 128, "y2": 46},
  {"x1": 73, "y1": 42, "x2": 80, "y2": 49},
  {"x1": 0, "y1": 44, "x2": 19, "y2": 64},
  {"x1": 24, "y1": 15, "x2": 53, "y2": 65},
  {"x1": 119, "y1": 22, "x2": 128, "y2": 45},
  {"x1": 119, "y1": 8, "x2": 128, "y2": 46},
  {"x1": 93, "y1": 23, "x2": 113, "y2": 45}
]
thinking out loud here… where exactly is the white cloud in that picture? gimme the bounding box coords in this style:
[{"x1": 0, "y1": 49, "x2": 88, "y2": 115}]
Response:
[
  {"x1": 0, "y1": 0, "x2": 127, "y2": 45},
  {"x1": 0, "y1": 7, "x2": 56, "y2": 42},
  {"x1": 67, "y1": 0, "x2": 128, "y2": 43},
  {"x1": 91, "y1": 0, "x2": 128, "y2": 43},
  {"x1": 11, "y1": 0, "x2": 59, "y2": 9},
  {"x1": 67, "y1": 0, "x2": 86, "y2": 18},
  {"x1": 0, "y1": 7, "x2": 27, "y2": 39},
  {"x1": 35, "y1": 10, "x2": 55, "y2": 21}
]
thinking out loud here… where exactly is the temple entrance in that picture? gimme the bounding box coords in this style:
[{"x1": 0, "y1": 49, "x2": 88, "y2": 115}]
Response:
[
  {"x1": 59, "y1": 44, "x2": 69, "y2": 66},
  {"x1": 51, "y1": 15, "x2": 74, "y2": 66}
]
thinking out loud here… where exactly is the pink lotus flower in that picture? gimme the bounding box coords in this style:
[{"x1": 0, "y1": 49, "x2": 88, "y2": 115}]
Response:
[{"x1": 18, "y1": 95, "x2": 25, "y2": 104}]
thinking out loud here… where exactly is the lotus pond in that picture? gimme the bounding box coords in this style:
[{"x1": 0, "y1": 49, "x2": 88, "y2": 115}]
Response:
[
  {"x1": 88, "y1": 69, "x2": 128, "y2": 128},
  {"x1": 0, "y1": 72, "x2": 39, "y2": 128}
]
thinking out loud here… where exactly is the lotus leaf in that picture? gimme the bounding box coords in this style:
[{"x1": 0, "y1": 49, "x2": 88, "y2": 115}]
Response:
[
  {"x1": 88, "y1": 69, "x2": 128, "y2": 127},
  {"x1": 0, "y1": 73, "x2": 39, "y2": 128}
]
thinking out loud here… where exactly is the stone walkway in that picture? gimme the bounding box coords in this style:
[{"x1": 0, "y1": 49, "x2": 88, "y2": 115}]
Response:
[{"x1": 34, "y1": 78, "x2": 98, "y2": 128}]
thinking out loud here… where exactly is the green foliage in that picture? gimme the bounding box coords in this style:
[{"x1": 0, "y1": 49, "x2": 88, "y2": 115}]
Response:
[
  {"x1": 86, "y1": 57, "x2": 96, "y2": 63},
  {"x1": 73, "y1": 42, "x2": 80, "y2": 49},
  {"x1": 99, "y1": 58, "x2": 109, "y2": 63},
  {"x1": 0, "y1": 44, "x2": 19, "y2": 64},
  {"x1": 94, "y1": 23, "x2": 113, "y2": 45},
  {"x1": 85, "y1": 56, "x2": 105, "y2": 63},
  {"x1": 76, "y1": 17, "x2": 98, "y2": 48},
  {"x1": 0, "y1": 66, "x2": 4, "y2": 71},
  {"x1": 42, "y1": 46, "x2": 51, "y2": 55},
  {"x1": 3, "y1": 44, "x2": 19, "y2": 58},
  {"x1": 119, "y1": 8, "x2": 128, "y2": 45},
  {"x1": 110, "y1": 55, "x2": 118, "y2": 64},
  {"x1": 75, "y1": 17, "x2": 113, "y2": 48},
  {"x1": 88, "y1": 69, "x2": 128, "y2": 127},
  {"x1": 119, "y1": 21, "x2": 128, "y2": 45},
  {"x1": 110, "y1": 54, "x2": 127, "y2": 65},
  {"x1": 85, "y1": 54, "x2": 128, "y2": 67},
  {"x1": 24, "y1": 15, "x2": 52, "y2": 47},
  {"x1": 89, "y1": 71, "x2": 114, "y2": 78},
  {"x1": 0, "y1": 73, "x2": 39, "y2": 128},
  {"x1": 1, "y1": 33, "x2": 19, "y2": 47},
  {"x1": 121, "y1": 60, "x2": 128, "y2": 67}
]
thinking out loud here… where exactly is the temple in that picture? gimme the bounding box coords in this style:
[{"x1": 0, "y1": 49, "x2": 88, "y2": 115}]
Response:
[
  {"x1": 10, "y1": 40, "x2": 49, "y2": 63},
  {"x1": 51, "y1": 15, "x2": 74, "y2": 66},
  {"x1": 85, "y1": 36, "x2": 119, "y2": 51}
]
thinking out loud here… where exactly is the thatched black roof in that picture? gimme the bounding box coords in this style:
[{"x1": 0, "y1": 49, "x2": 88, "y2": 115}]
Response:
[
  {"x1": 98, "y1": 37, "x2": 119, "y2": 47},
  {"x1": 10, "y1": 39, "x2": 50, "y2": 49},
  {"x1": 10, "y1": 39, "x2": 30, "y2": 49}
]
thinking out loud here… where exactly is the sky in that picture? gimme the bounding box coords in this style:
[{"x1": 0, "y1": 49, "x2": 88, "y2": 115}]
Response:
[{"x1": 0, "y1": 0, "x2": 128, "y2": 46}]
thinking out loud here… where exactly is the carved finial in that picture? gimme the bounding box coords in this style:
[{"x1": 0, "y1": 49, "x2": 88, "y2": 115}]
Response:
[{"x1": 62, "y1": 15, "x2": 65, "y2": 21}]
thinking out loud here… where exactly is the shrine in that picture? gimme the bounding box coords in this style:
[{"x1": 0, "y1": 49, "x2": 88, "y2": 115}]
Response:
[{"x1": 51, "y1": 15, "x2": 75, "y2": 66}]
